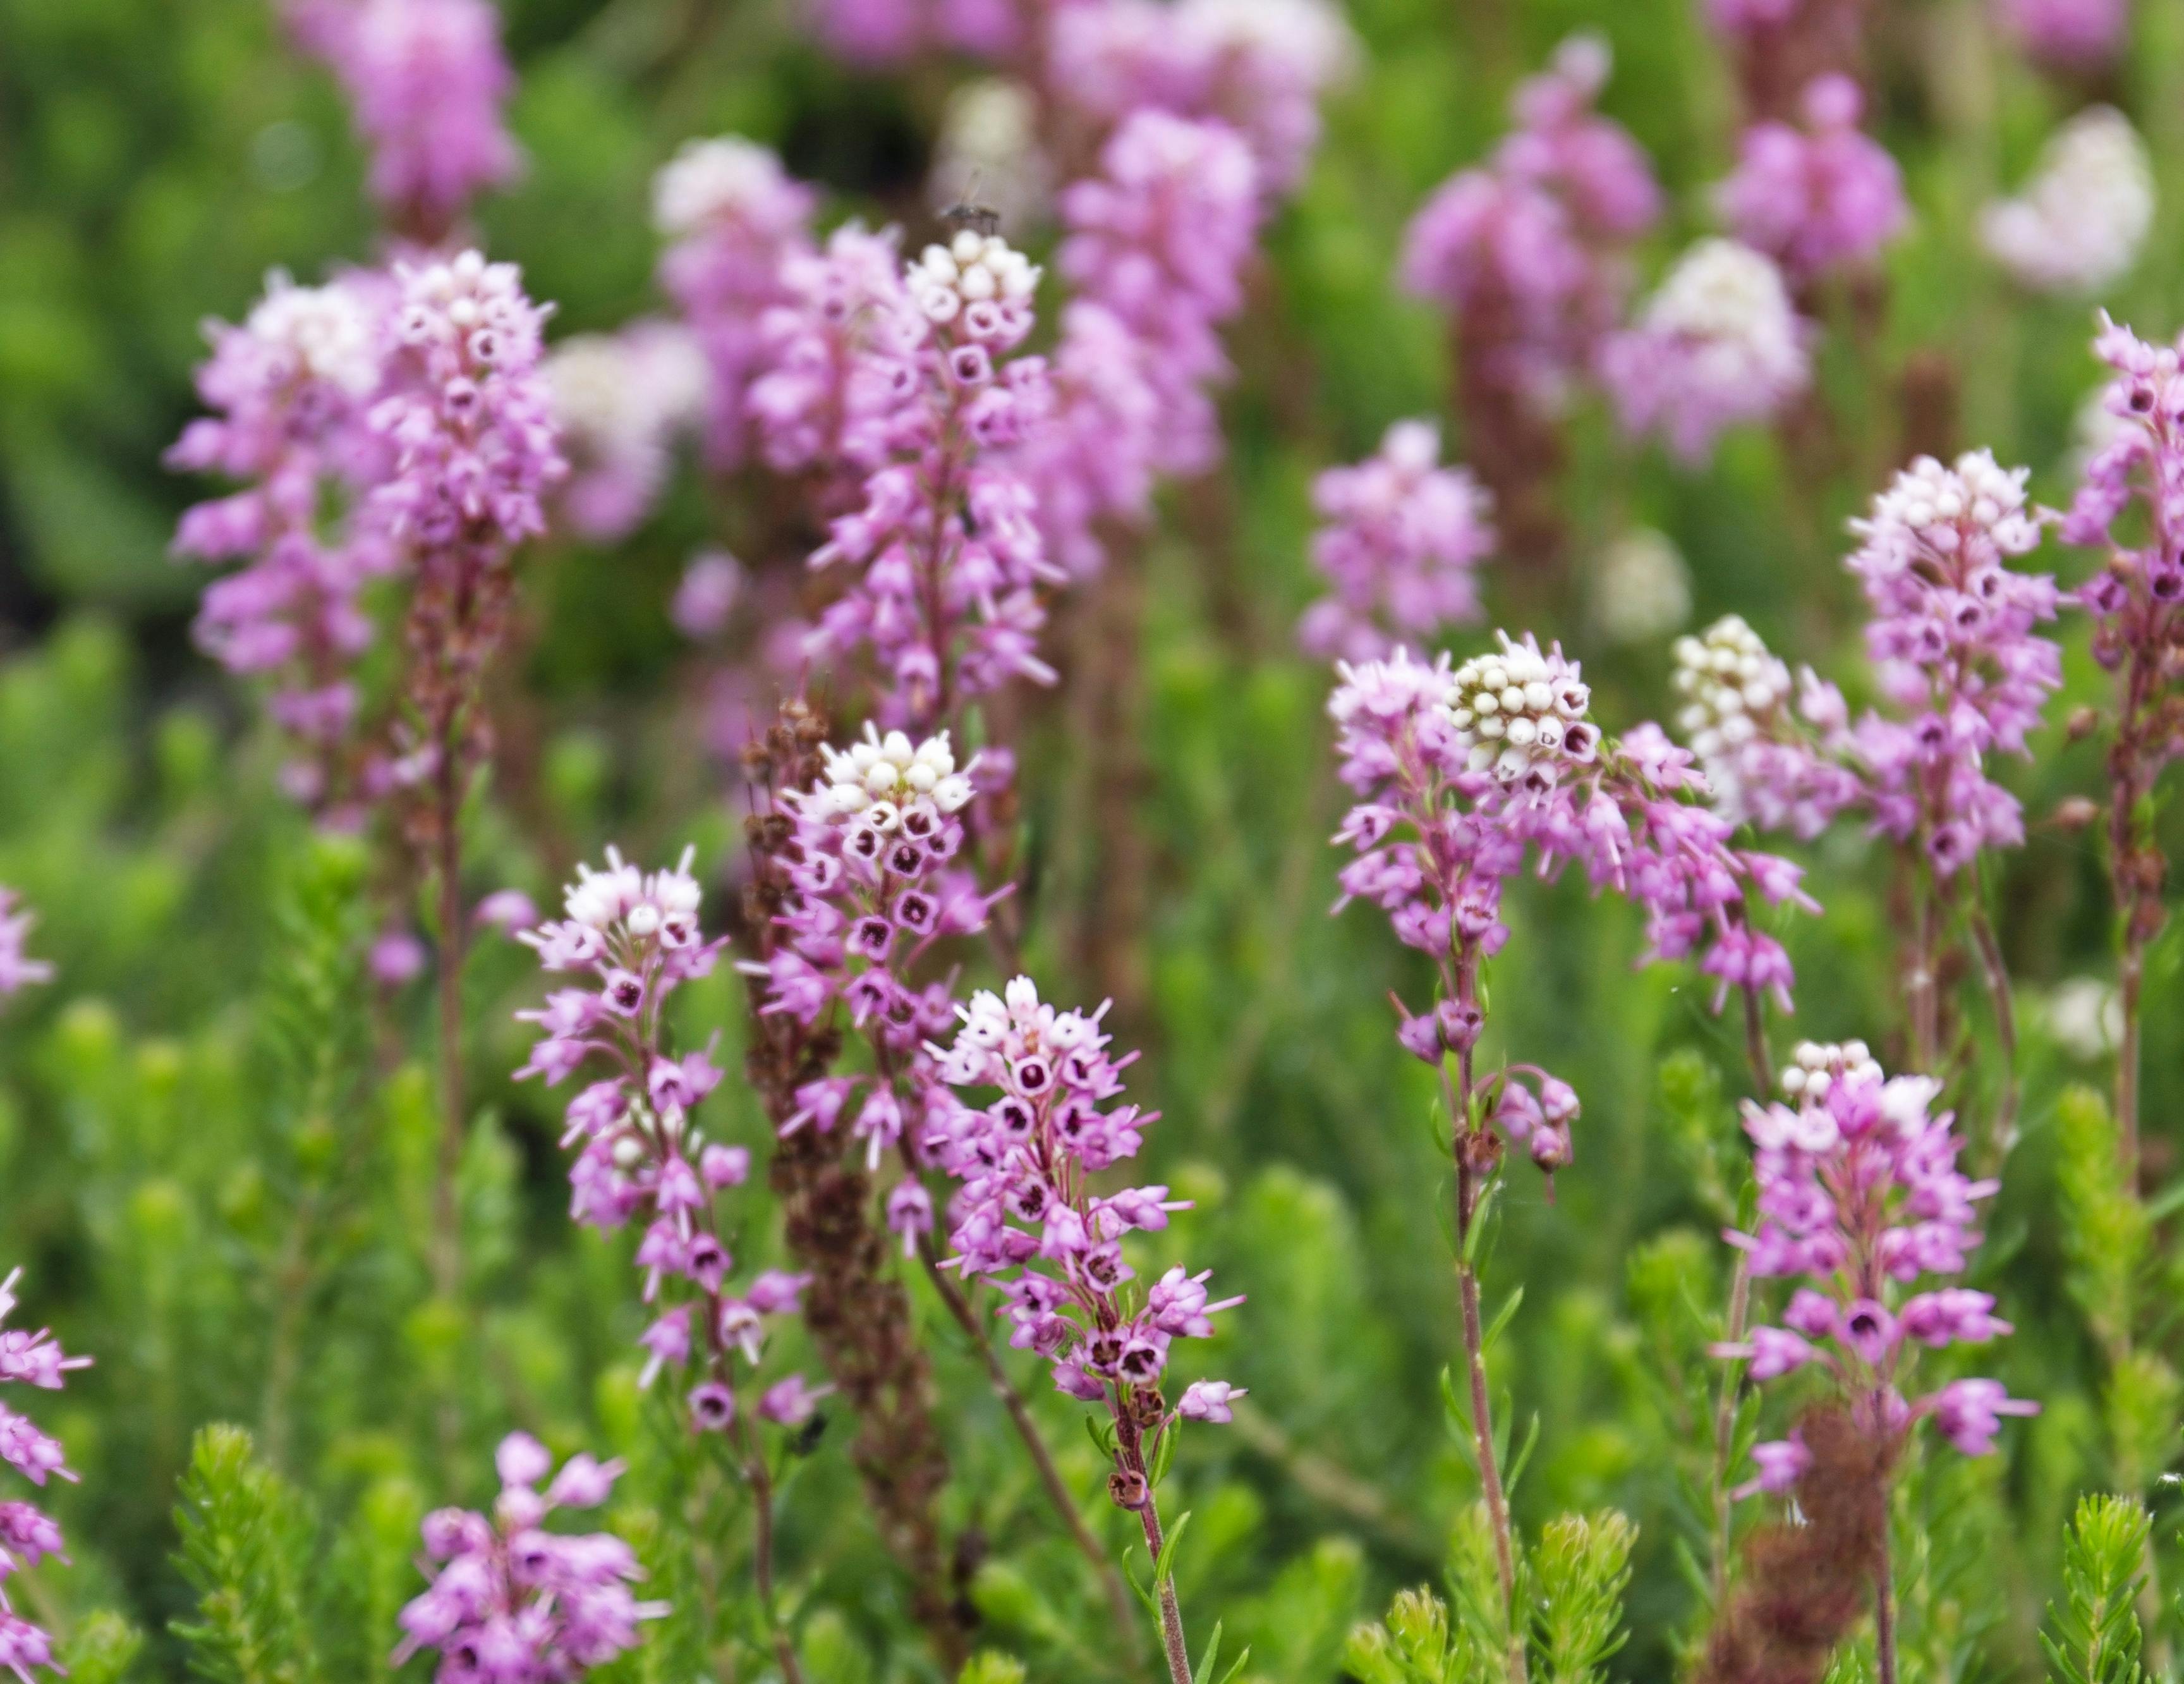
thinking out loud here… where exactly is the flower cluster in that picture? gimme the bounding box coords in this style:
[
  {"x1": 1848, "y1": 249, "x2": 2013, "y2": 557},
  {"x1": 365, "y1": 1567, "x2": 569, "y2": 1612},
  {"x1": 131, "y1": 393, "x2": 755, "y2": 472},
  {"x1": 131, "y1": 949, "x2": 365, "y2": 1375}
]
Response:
[
  {"x1": 167, "y1": 270, "x2": 394, "y2": 813},
  {"x1": 2068, "y1": 313, "x2": 2184, "y2": 662},
  {"x1": 753, "y1": 726, "x2": 1000, "y2": 1224},
  {"x1": 1718, "y1": 1045, "x2": 2034, "y2": 1492},
  {"x1": 1026, "y1": 111, "x2": 1263, "y2": 577},
  {"x1": 1671, "y1": 615, "x2": 1862, "y2": 838},
  {"x1": 1328, "y1": 637, "x2": 1810, "y2": 1107},
  {"x1": 1046, "y1": 0, "x2": 1355, "y2": 197},
  {"x1": 1716, "y1": 76, "x2": 1906, "y2": 287},
  {"x1": 1994, "y1": 0, "x2": 2126, "y2": 70},
  {"x1": 516, "y1": 850, "x2": 827, "y2": 1434},
  {"x1": 0, "y1": 894, "x2": 48, "y2": 1003},
  {"x1": 803, "y1": 0, "x2": 1022, "y2": 68},
  {"x1": 286, "y1": 0, "x2": 519, "y2": 241},
  {"x1": 1600, "y1": 238, "x2": 1810, "y2": 465},
  {"x1": 371, "y1": 250, "x2": 565, "y2": 556},
  {"x1": 796, "y1": 227, "x2": 1062, "y2": 724},
  {"x1": 1402, "y1": 35, "x2": 1660, "y2": 417},
  {"x1": 1981, "y1": 106, "x2": 2152, "y2": 297},
  {"x1": 1299, "y1": 420, "x2": 1495, "y2": 662},
  {"x1": 922, "y1": 976, "x2": 1244, "y2": 1434},
  {"x1": 394, "y1": 1433, "x2": 666, "y2": 1682},
  {"x1": 544, "y1": 322, "x2": 708, "y2": 542},
  {"x1": 0, "y1": 1270, "x2": 85, "y2": 1684},
  {"x1": 1843, "y1": 449, "x2": 2060, "y2": 872},
  {"x1": 653, "y1": 138, "x2": 816, "y2": 473}
]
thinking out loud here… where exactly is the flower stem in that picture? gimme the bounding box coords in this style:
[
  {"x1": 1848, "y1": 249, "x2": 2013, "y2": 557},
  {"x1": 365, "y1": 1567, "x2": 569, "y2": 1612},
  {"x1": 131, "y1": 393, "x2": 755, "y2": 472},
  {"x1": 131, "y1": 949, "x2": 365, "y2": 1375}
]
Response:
[
  {"x1": 1965, "y1": 903, "x2": 2019, "y2": 1163},
  {"x1": 1448, "y1": 1061, "x2": 1527, "y2": 1684},
  {"x1": 1707, "y1": 1257, "x2": 1752, "y2": 1611},
  {"x1": 432, "y1": 745, "x2": 466, "y2": 1307},
  {"x1": 732, "y1": 1415, "x2": 806, "y2": 1684},
  {"x1": 919, "y1": 1238, "x2": 1144, "y2": 1666},
  {"x1": 1113, "y1": 1413, "x2": 1192, "y2": 1684},
  {"x1": 1874, "y1": 1500, "x2": 1897, "y2": 1684}
]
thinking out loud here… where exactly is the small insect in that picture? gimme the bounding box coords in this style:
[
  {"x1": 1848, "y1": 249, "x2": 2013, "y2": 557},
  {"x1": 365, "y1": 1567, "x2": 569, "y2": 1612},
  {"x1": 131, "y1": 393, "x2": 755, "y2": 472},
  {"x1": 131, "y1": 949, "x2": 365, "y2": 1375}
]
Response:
[
  {"x1": 939, "y1": 170, "x2": 1002, "y2": 240},
  {"x1": 786, "y1": 1412, "x2": 830, "y2": 1458}
]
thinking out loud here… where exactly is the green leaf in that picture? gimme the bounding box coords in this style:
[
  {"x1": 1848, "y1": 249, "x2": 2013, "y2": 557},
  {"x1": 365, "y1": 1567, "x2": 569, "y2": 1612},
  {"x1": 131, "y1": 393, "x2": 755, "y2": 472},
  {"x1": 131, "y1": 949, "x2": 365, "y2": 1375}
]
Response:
[
  {"x1": 1481, "y1": 1285, "x2": 1525, "y2": 1352},
  {"x1": 1531, "y1": 1511, "x2": 1636, "y2": 1684},
  {"x1": 2040, "y1": 1494, "x2": 2147, "y2": 1684},
  {"x1": 169, "y1": 1426, "x2": 322, "y2": 1684},
  {"x1": 1155, "y1": 1510, "x2": 1194, "y2": 1587}
]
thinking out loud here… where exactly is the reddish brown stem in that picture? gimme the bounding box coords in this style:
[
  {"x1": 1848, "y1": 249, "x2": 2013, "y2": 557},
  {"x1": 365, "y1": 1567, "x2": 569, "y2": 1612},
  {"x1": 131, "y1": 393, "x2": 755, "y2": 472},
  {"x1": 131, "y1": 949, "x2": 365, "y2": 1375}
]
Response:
[
  {"x1": 1113, "y1": 1415, "x2": 1192, "y2": 1684},
  {"x1": 918, "y1": 1239, "x2": 1143, "y2": 1663}
]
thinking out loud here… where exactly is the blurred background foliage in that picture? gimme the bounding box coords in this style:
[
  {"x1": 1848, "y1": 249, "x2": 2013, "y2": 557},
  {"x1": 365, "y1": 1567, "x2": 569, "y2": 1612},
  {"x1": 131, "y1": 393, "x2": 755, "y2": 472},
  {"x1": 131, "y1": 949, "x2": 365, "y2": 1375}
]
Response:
[{"x1": 4, "y1": 0, "x2": 2184, "y2": 1678}]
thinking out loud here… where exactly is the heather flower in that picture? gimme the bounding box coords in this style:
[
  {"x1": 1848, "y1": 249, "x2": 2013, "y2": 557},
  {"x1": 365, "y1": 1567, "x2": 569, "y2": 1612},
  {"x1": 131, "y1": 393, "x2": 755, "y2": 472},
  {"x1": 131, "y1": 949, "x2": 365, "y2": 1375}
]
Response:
[
  {"x1": 1403, "y1": 35, "x2": 1660, "y2": 419},
  {"x1": 1601, "y1": 239, "x2": 1811, "y2": 465},
  {"x1": 1716, "y1": 76, "x2": 1907, "y2": 286},
  {"x1": 286, "y1": 0, "x2": 519, "y2": 242},
  {"x1": 1591, "y1": 527, "x2": 1692, "y2": 645},
  {"x1": 1330, "y1": 635, "x2": 1809, "y2": 1103},
  {"x1": 372, "y1": 250, "x2": 564, "y2": 555},
  {"x1": 1716, "y1": 1044, "x2": 2034, "y2": 1493},
  {"x1": 653, "y1": 138, "x2": 816, "y2": 472},
  {"x1": 1994, "y1": 0, "x2": 2127, "y2": 69},
  {"x1": 2058, "y1": 310, "x2": 2184, "y2": 1156},
  {"x1": 799, "y1": 229, "x2": 1065, "y2": 723},
  {"x1": 0, "y1": 893, "x2": 52, "y2": 1001},
  {"x1": 1982, "y1": 107, "x2": 2152, "y2": 297},
  {"x1": 1053, "y1": 111, "x2": 1260, "y2": 481},
  {"x1": 1844, "y1": 449, "x2": 2060, "y2": 868},
  {"x1": 1299, "y1": 420, "x2": 1495, "y2": 662},
  {"x1": 1022, "y1": 112, "x2": 1260, "y2": 578},
  {"x1": 1045, "y1": 0, "x2": 1355, "y2": 196},
  {"x1": 545, "y1": 322, "x2": 708, "y2": 542},
  {"x1": 0, "y1": 1269, "x2": 87, "y2": 1683},
  {"x1": 924, "y1": 974, "x2": 1241, "y2": 1415},
  {"x1": 394, "y1": 1432, "x2": 666, "y2": 1680},
  {"x1": 1671, "y1": 615, "x2": 1863, "y2": 838},
  {"x1": 751, "y1": 725, "x2": 999, "y2": 1066},
  {"x1": 167, "y1": 269, "x2": 393, "y2": 815},
  {"x1": 516, "y1": 849, "x2": 823, "y2": 1431},
  {"x1": 803, "y1": 0, "x2": 1023, "y2": 66}
]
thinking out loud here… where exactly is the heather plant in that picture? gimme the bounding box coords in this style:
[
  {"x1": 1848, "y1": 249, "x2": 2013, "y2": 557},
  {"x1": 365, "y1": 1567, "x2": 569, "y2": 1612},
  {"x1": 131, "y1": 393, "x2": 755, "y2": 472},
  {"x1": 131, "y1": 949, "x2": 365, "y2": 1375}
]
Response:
[{"x1": 11, "y1": 0, "x2": 2184, "y2": 1680}]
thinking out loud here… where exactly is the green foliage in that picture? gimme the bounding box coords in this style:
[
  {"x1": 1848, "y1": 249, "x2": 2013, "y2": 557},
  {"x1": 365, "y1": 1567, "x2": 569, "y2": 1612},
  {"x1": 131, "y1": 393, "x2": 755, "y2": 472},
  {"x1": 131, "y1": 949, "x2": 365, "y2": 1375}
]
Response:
[
  {"x1": 2056, "y1": 1088, "x2": 2149, "y2": 1365},
  {"x1": 1529, "y1": 1512, "x2": 1635, "y2": 1684},
  {"x1": 170, "y1": 1427, "x2": 321, "y2": 1684},
  {"x1": 64, "y1": 1613, "x2": 146, "y2": 1684},
  {"x1": 1346, "y1": 1589, "x2": 1470, "y2": 1684},
  {"x1": 2039, "y1": 1496, "x2": 2149, "y2": 1684}
]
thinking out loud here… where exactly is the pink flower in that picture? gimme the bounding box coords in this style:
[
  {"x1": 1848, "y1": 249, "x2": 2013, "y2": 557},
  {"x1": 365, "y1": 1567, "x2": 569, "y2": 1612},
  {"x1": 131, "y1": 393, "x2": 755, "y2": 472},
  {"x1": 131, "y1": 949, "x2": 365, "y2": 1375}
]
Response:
[
  {"x1": 287, "y1": 0, "x2": 519, "y2": 241},
  {"x1": 396, "y1": 1434, "x2": 663, "y2": 1679},
  {"x1": 1721, "y1": 1043, "x2": 2033, "y2": 1477},
  {"x1": 1717, "y1": 76, "x2": 1907, "y2": 285},
  {"x1": 1299, "y1": 420, "x2": 1495, "y2": 662}
]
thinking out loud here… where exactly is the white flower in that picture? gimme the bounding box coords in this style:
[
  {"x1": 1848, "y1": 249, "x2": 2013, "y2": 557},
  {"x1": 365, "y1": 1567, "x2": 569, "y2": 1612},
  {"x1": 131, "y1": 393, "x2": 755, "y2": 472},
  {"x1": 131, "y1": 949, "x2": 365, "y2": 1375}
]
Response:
[
  {"x1": 906, "y1": 230, "x2": 1041, "y2": 329},
  {"x1": 247, "y1": 272, "x2": 382, "y2": 397},
  {"x1": 1443, "y1": 632, "x2": 1595, "y2": 783},
  {"x1": 2044, "y1": 977, "x2": 2122, "y2": 1061},
  {"x1": 546, "y1": 323, "x2": 707, "y2": 458},
  {"x1": 1592, "y1": 528, "x2": 1692, "y2": 646},
  {"x1": 1982, "y1": 106, "x2": 2152, "y2": 296},
  {"x1": 1640, "y1": 238, "x2": 1806, "y2": 389},
  {"x1": 1672, "y1": 615, "x2": 1794, "y2": 760},
  {"x1": 1850, "y1": 449, "x2": 2042, "y2": 570},
  {"x1": 652, "y1": 136, "x2": 798, "y2": 236},
  {"x1": 813, "y1": 723, "x2": 979, "y2": 815},
  {"x1": 564, "y1": 847, "x2": 645, "y2": 929}
]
